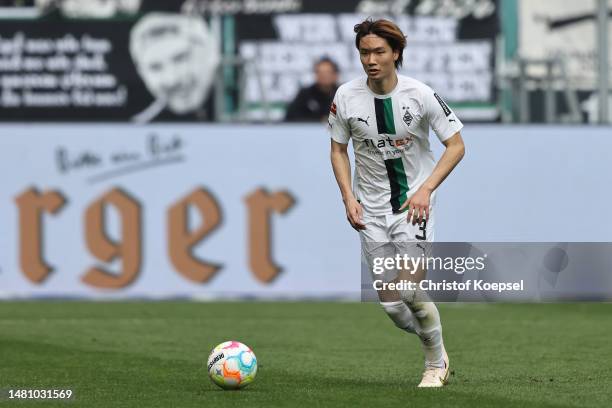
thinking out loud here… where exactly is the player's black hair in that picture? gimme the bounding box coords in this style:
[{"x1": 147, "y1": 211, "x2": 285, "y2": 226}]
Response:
[{"x1": 354, "y1": 18, "x2": 407, "y2": 69}]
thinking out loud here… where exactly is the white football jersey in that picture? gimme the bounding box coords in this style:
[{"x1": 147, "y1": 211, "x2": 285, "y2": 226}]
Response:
[{"x1": 328, "y1": 75, "x2": 463, "y2": 216}]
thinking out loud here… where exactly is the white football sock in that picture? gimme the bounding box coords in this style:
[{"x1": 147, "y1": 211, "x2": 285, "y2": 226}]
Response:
[
  {"x1": 418, "y1": 324, "x2": 445, "y2": 368},
  {"x1": 380, "y1": 301, "x2": 419, "y2": 335},
  {"x1": 401, "y1": 289, "x2": 445, "y2": 368}
]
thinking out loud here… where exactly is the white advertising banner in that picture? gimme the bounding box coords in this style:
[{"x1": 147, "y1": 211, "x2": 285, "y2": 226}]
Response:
[
  {"x1": 0, "y1": 124, "x2": 358, "y2": 299},
  {"x1": 1, "y1": 124, "x2": 611, "y2": 299}
]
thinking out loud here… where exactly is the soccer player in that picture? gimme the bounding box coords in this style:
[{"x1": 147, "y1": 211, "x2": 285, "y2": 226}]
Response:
[{"x1": 329, "y1": 18, "x2": 465, "y2": 387}]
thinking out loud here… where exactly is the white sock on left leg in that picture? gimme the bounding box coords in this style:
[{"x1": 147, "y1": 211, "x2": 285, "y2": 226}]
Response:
[
  {"x1": 417, "y1": 324, "x2": 445, "y2": 368},
  {"x1": 401, "y1": 290, "x2": 446, "y2": 368},
  {"x1": 380, "y1": 300, "x2": 420, "y2": 335}
]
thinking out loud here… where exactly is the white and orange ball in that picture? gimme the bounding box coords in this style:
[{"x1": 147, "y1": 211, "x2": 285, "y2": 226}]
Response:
[{"x1": 207, "y1": 341, "x2": 257, "y2": 390}]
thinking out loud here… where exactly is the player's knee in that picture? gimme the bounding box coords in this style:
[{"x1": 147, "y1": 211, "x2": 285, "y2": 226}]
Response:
[
  {"x1": 399, "y1": 288, "x2": 417, "y2": 305},
  {"x1": 400, "y1": 287, "x2": 434, "y2": 308},
  {"x1": 380, "y1": 301, "x2": 417, "y2": 334}
]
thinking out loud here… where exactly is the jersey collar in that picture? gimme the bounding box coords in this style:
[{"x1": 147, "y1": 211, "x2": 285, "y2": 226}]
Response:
[{"x1": 364, "y1": 75, "x2": 401, "y2": 99}]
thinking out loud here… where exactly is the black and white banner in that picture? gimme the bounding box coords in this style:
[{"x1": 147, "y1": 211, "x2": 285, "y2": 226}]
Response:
[
  {"x1": 0, "y1": 0, "x2": 499, "y2": 122},
  {"x1": 0, "y1": 15, "x2": 219, "y2": 122}
]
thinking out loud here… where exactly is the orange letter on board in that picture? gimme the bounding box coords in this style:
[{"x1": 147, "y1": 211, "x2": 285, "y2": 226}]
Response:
[
  {"x1": 82, "y1": 188, "x2": 142, "y2": 289},
  {"x1": 244, "y1": 188, "x2": 295, "y2": 283},
  {"x1": 168, "y1": 188, "x2": 222, "y2": 283},
  {"x1": 15, "y1": 188, "x2": 66, "y2": 283}
]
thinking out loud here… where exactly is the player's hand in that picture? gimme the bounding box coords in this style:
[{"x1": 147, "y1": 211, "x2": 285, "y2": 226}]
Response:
[
  {"x1": 399, "y1": 187, "x2": 431, "y2": 225},
  {"x1": 344, "y1": 197, "x2": 366, "y2": 231}
]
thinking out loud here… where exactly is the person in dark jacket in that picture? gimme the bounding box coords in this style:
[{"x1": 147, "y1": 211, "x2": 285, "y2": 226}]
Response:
[{"x1": 285, "y1": 57, "x2": 339, "y2": 122}]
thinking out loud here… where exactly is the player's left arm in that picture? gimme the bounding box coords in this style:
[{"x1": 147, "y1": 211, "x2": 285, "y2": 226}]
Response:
[
  {"x1": 403, "y1": 132, "x2": 465, "y2": 225},
  {"x1": 401, "y1": 89, "x2": 465, "y2": 225}
]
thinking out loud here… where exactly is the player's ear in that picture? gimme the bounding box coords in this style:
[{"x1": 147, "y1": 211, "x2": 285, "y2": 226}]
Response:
[{"x1": 392, "y1": 50, "x2": 399, "y2": 62}]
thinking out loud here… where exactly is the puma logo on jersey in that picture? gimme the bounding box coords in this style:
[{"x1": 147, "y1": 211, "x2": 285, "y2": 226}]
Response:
[{"x1": 357, "y1": 116, "x2": 370, "y2": 126}]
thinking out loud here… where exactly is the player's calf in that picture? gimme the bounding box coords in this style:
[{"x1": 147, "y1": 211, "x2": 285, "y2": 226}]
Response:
[{"x1": 380, "y1": 300, "x2": 419, "y2": 334}]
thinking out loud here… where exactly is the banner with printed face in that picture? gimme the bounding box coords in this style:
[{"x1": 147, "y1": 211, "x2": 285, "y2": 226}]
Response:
[
  {"x1": 0, "y1": 15, "x2": 219, "y2": 122},
  {"x1": 1, "y1": 124, "x2": 612, "y2": 299}
]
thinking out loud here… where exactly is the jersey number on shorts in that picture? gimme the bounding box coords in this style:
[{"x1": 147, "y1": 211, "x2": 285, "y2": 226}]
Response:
[{"x1": 415, "y1": 219, "x2": 427, "y2": 240}]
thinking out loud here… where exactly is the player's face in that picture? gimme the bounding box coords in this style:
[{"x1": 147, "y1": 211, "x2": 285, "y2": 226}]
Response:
[
  {"x1": 358, "y1": 34, "x2": 398, "y2": 82},
  {"x1": 137, "y1": 34, "x2": 207, "y2": 114}
]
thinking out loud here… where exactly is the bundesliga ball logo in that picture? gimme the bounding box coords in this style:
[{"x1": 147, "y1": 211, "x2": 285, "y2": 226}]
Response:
[{"x1": 207, "y1": 341, "x2": 257, "y2": 390}]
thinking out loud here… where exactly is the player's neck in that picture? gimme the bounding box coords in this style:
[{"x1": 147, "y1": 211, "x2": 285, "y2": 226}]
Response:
[{"x1": 367, "y1": 73, "x2": 398, "y2": 96}]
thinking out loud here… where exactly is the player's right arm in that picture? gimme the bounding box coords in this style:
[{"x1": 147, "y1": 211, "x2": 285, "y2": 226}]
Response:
[
  {"x1": 328, "y1": 91, "x2": 365, "y2": 231},
  {"x1": 330, "y1": 140, "x2": 365, "y2": 230}
]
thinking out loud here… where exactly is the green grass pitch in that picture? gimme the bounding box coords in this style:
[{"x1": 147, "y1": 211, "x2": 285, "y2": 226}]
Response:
[{"x1": 1, "y1": 302, "x2": 611, "y2": 407}]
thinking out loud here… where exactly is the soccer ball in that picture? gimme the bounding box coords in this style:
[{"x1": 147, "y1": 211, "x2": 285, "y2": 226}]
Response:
[{"x1": 207, "y1": 341, "x2": 257, "y2": 390}]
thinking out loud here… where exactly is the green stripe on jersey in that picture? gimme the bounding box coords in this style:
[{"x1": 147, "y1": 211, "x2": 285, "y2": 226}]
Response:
[
  {"x1": 374, "y1": 98, "x2": 396, "y2": 134},
  {"x1": 384, "y1": 157, "x2": 409, "y2": 213}
]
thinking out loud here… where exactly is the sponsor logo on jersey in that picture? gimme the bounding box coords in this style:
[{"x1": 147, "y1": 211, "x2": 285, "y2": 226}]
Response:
[
  {"x1": 363, "y1": 134, "x2": 414, "y2": 149},
  {"x1": 434, "y1": 93, "x2": 452, "y2": 117},
  {"x1": 330, "y1": 102, "x2": 337, "y2": 116}
]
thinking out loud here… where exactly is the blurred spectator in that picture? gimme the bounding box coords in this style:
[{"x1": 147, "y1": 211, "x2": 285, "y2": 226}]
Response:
[
  {"x1": 285, "y1": 57, "x2": 339, "y2": 122},
  {"x1": 129, "y1": 13, "x2": 220, "y2": 122}
]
